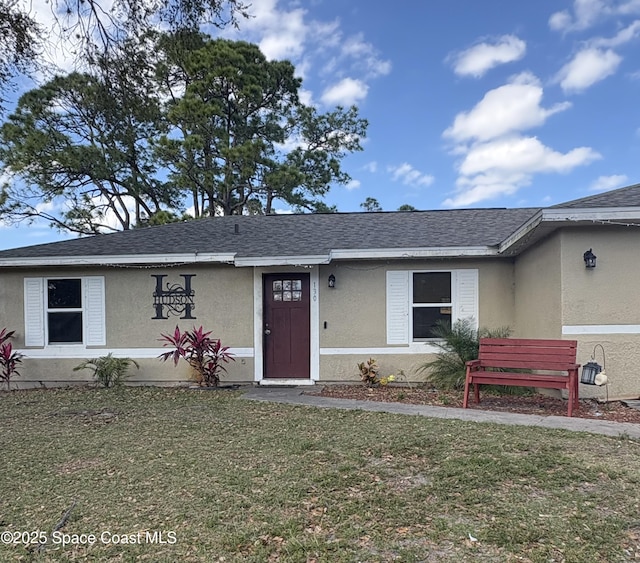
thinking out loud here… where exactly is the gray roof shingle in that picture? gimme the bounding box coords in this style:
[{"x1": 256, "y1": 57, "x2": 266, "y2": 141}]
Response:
[
  {"x1": 3, "y1": 182, "x2": 640, "y2": 262},
  {"x1": 0, "y1": 208, "x2": 540, "y2": 260},
  {"x1": 550, "y1": 182, "x2": 640, "y2": 209}
]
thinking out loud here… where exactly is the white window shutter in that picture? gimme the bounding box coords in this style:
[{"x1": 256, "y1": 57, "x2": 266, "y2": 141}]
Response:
[
  {"x1": 24, "y1": 278, "x2": 45, "y2": 347},
  {"x1": 453, "y1": 269, "x2": 478, "y2": 329},
  {"x1": 84, "y1": 277, "x2": 106, "y2": 346},
  {"x1": 386, "y1": 271, "x2": 409, "y2": 345}
]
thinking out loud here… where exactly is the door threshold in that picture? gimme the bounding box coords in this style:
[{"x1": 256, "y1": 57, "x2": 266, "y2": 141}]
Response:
[{"x1": 259, "y1": 379, "x2": 315, "y2": 386}]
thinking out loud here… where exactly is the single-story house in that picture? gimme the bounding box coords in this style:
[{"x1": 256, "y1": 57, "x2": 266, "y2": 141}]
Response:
[{"x1": 1, "y1": 183, "x2": 640, "y2": 399}]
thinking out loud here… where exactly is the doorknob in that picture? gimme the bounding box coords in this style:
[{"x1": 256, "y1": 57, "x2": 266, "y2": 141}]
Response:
[{"x1": 264, "y1": 328, "x2": 271, "y2": 335}]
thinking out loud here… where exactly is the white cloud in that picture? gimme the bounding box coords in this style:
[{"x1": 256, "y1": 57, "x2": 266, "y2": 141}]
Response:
[
  {"x1": 341, "y1": 33, "x2": 392, "y2": 78},
  {"x1": 362, "y1": 161, "x2": 378, "y2": 173},
  {"x1": 549, "y1": 0, "x2": 606, "y2": 31},
  {"x1": 591, "y1": 19, "x2": 640, "y2": 47},
  {"x1": 450, "y1": 35, "x2": 526, "y2": 78},
  {"x1": 222, "y1": 0, "x2": 310, "y2": 61},
  {"x1": 589, "y1": 174, "x2": 629, "y2": 191},
  {"x1": 443, "y1": 136, "x2": 601, "y2": 207},
  {"x1": 443, "y1": 73, "x2": 571, "y2": 143},
  {"x1": 388, "y1": 163, "x2": 434, "y2": 187},
  {"x1": 555, "y1": 48, "x2": 622, "y2": 93},
  {"x1": 298, "y1": 88, "x2": 314, "y2": 106},
  {"x1": 345, "y1": 179, "x2": 361, "y2": 190},
  {"x1": 458, "y1": 136, "x2": 600, "y2": 177},
  {"x1": 549, "y1": 0, "x2": 640, "y2": 32},
  {"x1": 254, "y1": 8, "x2": 308, "y2": 60},
  {"x1": 221, "y1": 0, "x2": 388, "y2": 108},
  {"x1": 320, "y1": 77, "x2": 368, "y2": 106}
]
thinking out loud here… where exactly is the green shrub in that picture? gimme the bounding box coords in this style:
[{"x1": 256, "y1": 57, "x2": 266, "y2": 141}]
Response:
[
  {"x1": 417, "y1": 319, "x2": 511, "y2": 390},
  {"x1": 74, "y1": 354, "x2": 139, "y2": 388},
  {"x1": 158, "y1": 326, "x2": 235, "y2": 387}
]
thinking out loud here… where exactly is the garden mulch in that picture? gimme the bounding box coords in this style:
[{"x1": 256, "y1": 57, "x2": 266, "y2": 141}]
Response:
[{"x1": 309, "y1": 384, "x2": 640, "y2": 423}]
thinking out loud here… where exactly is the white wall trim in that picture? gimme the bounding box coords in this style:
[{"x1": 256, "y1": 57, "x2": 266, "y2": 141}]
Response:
[
  {"x1": 259, "y1": 379, "x2": 315, "y2": 386},
  {"x1": 253, "y1": 268, "x2": 264, "y2": 383},
  {"x1": 320, "y1": 344, "x2": 441, "y2": 355},
  {"x1": 563, "y1": 325, "x2": 640, "y2": 335},
  {"x1": 310, "y1": 268, "x2": 320, "y2": 381},
  {"x1": 498, "y1": 210, "x2": 543, "y2": 254},
  {"x1": 331, "y1": 247, "x2": 496, "y2": 260},
  {"x1": 543, "y1": 207, "x2": 640, "y2": 222},
  {"x1": 0, "y1": 253, "x2": 237, "y2": 267},
  {"x1": 18, "y1": 347, "x2": 254, "y2": 359},
  {"x1": 252, "y1": 266, "x2": 319, "y2": 382},
  {"x1": 236, "y1": 255, "x2": 330, "y2": 267}
]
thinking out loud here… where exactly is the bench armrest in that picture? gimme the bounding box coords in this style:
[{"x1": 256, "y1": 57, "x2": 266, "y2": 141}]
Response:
[{"x1": 466, "y1": 359, "x2": 481, "y2": 368}]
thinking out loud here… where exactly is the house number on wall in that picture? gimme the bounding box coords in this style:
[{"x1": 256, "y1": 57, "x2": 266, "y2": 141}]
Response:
[
  {"x1": 151, "y1": 274, "x2": 196, "y2": 319},
  {"x1": 312, "y1": 281, "x2": 317, "y2": 302}
]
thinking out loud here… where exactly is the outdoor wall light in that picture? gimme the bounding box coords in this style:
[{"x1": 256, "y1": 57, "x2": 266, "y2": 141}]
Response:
[
  {"x1": 328, "y1": 274, "x2": 336, "y2": 288},
  {"x1": 583, "y1": 248, "x2": 597, "y2": 269}
]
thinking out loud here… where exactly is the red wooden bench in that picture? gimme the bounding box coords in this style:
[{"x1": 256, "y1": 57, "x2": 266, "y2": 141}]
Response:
[{"x1": 463, "y1": 338, "x2": 581, "y2": 417}]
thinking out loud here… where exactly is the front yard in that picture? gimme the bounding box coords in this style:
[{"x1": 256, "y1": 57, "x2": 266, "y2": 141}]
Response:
[{"x1": 1, "y1": 387, "x2": 639, "y2": 562}]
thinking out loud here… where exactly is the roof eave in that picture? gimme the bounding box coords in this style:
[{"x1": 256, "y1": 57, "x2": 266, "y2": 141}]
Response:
[
  {"x1": 233, "y1": 247, "x2": 500, "y2": 266},
  {"x1": 330, "y1": 247, "x2": 499, "y2": 260},
  {"x1": 499, "y1": 207, "x2": 640, "y2": 256},
  {"x1": 233, "y1": 255, "x2": 332, "y2": 267},
  {"x1": 0, "y1": 252, "x2": 237, "y2": 268}
]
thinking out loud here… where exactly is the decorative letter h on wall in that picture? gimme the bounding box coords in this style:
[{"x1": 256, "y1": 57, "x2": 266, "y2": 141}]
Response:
[{"x1": 152, "y1": 274, "x2": 196, "y2": 319}]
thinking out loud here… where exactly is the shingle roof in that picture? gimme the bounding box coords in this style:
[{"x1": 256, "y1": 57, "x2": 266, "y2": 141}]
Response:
[
  {"x1": 3, "y1": 182, "x2": 640, "y2": 263},
  {"x1": 550, "y1": 182, "x2": 640, "y2": 209},
  {"x1": 0, "y1": 208, "x2": 540, "y2": 260}
]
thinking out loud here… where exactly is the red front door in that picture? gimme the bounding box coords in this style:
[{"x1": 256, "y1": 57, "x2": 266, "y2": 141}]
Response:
[{"x1": 263, "y1": 273, "x2": 310, "y2": 379}]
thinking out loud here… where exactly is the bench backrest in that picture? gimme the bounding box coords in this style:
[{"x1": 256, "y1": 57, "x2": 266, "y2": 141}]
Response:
[{"x1": 478, "y1": 338, "x2": 578, "y2": 372}]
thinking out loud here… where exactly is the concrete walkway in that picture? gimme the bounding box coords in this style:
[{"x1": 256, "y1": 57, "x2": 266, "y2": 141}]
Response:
[{"x1": 242, "y1": 386, "x2": 640, "y2": 439}]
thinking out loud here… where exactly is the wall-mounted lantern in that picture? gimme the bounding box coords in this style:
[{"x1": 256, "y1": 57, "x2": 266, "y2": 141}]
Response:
[
  {"x1": 328, "y1": 274, "x2": 336, "y2": 288},
  {"x1": 583, "y1": 248, "x2": 597, "y2": 269}
]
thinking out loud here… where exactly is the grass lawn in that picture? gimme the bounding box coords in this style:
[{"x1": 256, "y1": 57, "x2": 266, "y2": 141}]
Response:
[{"x1": 1, "y1": 387, "x2": 639, "y2": 562}]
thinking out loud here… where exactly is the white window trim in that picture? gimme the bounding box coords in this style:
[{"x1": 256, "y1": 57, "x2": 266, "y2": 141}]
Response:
[
  {"x1": 24, "y1": 276, "x2": 106, "y2": 348},
  {"x1": 386, "y1": 269, "x2": 478, "y2": 346},
  {"x1": 410, "y1": 271, "x2": 453, "y2": 342}
]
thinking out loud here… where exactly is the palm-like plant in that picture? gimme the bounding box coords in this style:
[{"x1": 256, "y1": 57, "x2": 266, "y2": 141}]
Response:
[
  {"x1": 74, "y1": 354, "x2": 139, "y2": 388},
  {"x1": 418, "y1": 319, "x2": 511, "y2": 390}
]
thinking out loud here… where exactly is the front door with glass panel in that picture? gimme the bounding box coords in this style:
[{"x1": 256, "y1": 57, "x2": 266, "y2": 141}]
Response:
[{"x1": 263, "y1": 273, "x2": 310, "y2": 379}]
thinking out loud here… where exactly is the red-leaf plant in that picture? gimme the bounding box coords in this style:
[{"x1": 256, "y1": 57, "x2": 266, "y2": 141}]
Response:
[
  {"x1": 0, "y1": 328, "x2": 25, "y2": 391},
  {"x1": 158, "y1": 326, "x2": 235, "y2": 387}
]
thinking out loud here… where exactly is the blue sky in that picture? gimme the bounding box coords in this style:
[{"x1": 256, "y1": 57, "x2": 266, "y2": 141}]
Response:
[{"x1": 1, "y1": 0, "x2": 639, "y2": 250}]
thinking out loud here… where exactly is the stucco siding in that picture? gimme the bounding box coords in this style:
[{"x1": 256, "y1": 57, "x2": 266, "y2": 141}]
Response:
[
  {"x1": 320, "y1": 354, "x2": 430, "y2": 383},
  {"x1": 561, "y1": 228, "x2": 640, "y2": 326},
  {"x1": 514, "y1": 233, "x2": 562, "y2": 339},
  {"x1": 317, "y1": 258, "x2": 515, "y2": 381},
  {"x1": 7, "y1": 357, "x2": 254, "y2": 389},
  {"x1": 1, "y1": 265, "x2": 255, "y2": 387},
  {"x1": 561, "y1": 228, "x2": 640, "y2": 399}
]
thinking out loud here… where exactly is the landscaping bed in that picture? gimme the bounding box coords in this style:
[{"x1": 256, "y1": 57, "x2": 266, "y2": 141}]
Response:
[{"x1": 311, "y1": 384, "x2": 640, "y2": 423}]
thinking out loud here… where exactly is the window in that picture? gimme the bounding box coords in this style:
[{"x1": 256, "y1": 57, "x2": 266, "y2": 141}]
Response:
[
  {"x1": 272, "y1": 279, "x2": 303, "y2": 301},
  {"x1": 47, "y1": 279, "x2": 83, "y2": 343},
  {"x1": 412, "y1": 272, "x2": 452, "y2": 339},
  {"x1": 386, "y1": 269, "x2": 478, "y2": 345},
  {"x1": 24, "y1": 277, "x2": 105, "y2": 347}
]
